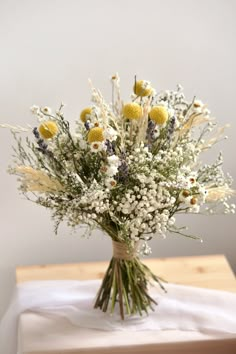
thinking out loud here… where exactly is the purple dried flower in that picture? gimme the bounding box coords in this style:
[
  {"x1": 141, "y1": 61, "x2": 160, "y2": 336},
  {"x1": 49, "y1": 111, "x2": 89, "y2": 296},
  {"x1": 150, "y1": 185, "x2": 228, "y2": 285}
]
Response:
[
  {"x1": 84, "y1": 121, "x2": 90, "y2": 131},
  {"x1": 36, "y1": 138, "x2": 54, "y2": 157},
  {"x1": 120, "y1": 150, "x2": 126, "y2": 159},
  {"x1": 105, "y1": 139, "x2": 115, "y2": 155},
  {"x1": 146, "y1": 119, "x2": 156, "y2": 142},
  {"x1": 33, "y1": 127, "x2": 40, "y2": 139},
  {"x1": 167, "y1": 116, "x2": 176, "y2": 141},
  {"x1": 116, "y1": 160, "x2": 129, "y2": 183},
  {"x1": 33, "y1": 127, "x2": 54, "y2": 158}
]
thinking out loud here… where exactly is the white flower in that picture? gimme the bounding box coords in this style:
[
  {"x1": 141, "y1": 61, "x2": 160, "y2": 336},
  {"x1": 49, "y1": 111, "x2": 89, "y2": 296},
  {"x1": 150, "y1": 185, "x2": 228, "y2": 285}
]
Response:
[
  {"x1": 105, "y1": 178, "x2": 117, "y2": 189},
  {"x1": 42, "y1": 106, "x2": 52, "y2": 115},
  {"x1": 107, "y1": 155, "x2": 120, "y2": 166},
  {"x1": 168, "y1": 216, "x2": 176, "y2": 226},
  {"x1": 105, "y1": 165, "x2": 119, "y2": 177},
  {"x1": 184, "y1": 196, "x2": 199, "y2": 210},
  {"x1": 176, "y1": 175, "x2": 191, "y2": 189},
  {"x1": 90, "y1": 141, "x2": 104, "y2": 153},
  {"x1": 137, "y1": 174, "x2": 148, "y2": 183},
  {"x1": 30, "y1": 105, "x2": 39, "y2": 114},
  {"x1": 188, "y1": 173, "x2": 197, "y2": 186},
  {"x1": 178, "y1": 190, "x2": 190, "y2": 202},
  {"x1": 184, "y1": 196, "x2": 192, "y2": 206},
  {"x1": 153, "y1": 128, "x2": 160, "y2": 139},
  {"x1": 170, "y1": 197, "x2": 176, "y2": 204},
  {"x1": 104, "y1": 127, "x2": 118, "y2": 141},
  {"x1": 193, "y1": 99, "x2": 203, "y2": 108}
]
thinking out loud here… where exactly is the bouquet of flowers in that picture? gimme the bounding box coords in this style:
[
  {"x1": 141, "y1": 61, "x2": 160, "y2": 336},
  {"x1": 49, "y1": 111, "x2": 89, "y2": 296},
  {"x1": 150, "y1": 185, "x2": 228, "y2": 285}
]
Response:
[{"x1": 2, "y1": 75, "x2": 235, "y2": 319}]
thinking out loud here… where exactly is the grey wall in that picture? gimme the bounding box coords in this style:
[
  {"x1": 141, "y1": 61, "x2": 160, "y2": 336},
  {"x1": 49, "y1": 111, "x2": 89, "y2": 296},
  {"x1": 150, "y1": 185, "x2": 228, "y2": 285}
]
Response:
[{"x1": 0, "y1": 0, "x2": 235, "y2": 317}]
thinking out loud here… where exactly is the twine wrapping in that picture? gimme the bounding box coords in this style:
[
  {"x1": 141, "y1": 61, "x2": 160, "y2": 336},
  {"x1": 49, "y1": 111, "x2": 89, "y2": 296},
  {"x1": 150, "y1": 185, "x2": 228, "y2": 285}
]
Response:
[{"x1": 112, "y1": 241, "x2": 139, "y2": 260}]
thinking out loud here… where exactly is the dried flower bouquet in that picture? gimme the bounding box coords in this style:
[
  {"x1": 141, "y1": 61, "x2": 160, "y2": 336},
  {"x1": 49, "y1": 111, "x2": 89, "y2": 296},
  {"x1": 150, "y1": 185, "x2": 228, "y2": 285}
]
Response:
[{"x1": 2, "y1": 75, "x2": 235, "y2": 319}]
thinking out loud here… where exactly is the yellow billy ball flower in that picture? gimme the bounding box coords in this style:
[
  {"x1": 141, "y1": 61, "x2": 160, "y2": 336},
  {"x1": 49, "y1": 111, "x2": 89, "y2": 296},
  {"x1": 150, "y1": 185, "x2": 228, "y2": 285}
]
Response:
[
  {"x1": 149, "y1": 106, "x2": 168, "y2": 125},
  {"x1": 87, "y1": 127, "x2": 104, "y2": 143},
  {"x1": 133, "y1": 80, "x2": 152, "y2": 97},
  {"x1": 123, "y1": 102, "x2": 143, "y2": 120},
  {"x1": 80, "y1": 107, "x2": 92, "y2": 123},
  {"x1": 39, "y1": 121, "x2": 58, "y2": 139}
]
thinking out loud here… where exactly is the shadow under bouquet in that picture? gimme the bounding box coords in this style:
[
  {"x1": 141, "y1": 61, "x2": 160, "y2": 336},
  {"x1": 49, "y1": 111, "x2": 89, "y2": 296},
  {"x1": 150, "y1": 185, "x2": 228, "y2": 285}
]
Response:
[{"x1": 3, "y1": 75, "x2": 235, "y2": 319}]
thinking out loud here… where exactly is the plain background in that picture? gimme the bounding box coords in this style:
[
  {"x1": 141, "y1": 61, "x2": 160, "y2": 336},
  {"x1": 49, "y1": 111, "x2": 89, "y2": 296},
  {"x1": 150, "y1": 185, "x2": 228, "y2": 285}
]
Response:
[{"x1": 0, "y1": 0, "x2": 235, "y2": 318}]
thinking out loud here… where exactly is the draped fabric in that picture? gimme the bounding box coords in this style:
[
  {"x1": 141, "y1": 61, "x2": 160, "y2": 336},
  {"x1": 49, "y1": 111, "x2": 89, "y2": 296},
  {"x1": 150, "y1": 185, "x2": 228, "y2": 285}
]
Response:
[{"x1": 1, "y1": 280, "x2": 236, "y2": 354}]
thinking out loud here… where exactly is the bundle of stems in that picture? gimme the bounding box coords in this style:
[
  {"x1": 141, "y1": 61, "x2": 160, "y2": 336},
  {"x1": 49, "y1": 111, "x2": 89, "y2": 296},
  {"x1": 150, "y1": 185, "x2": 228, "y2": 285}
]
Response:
[{"x1": 94, "y1": 242, "x2": 166, "y2": 320}]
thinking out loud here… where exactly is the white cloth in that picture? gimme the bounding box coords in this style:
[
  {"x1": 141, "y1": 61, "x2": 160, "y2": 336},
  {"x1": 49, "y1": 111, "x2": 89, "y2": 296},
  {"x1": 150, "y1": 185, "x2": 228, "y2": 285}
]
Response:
[{"x1": 0, "y1": 279, "x2": 236, "y2": 354}]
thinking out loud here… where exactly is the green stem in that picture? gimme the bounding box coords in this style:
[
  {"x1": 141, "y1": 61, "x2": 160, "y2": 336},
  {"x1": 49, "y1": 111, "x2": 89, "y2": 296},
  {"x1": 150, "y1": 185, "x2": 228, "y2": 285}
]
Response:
[
  {"x1": 116, "y1": 260, "x2": 124, "y2": 320},
  {"x1": 111, "y1": 262, "x2": 117, "y2": 313},
  {"x1": 94, "y1": 255, "x2": 166, "y2": 319},
  {"x1": 122, "y1": 284, "x2": 131, "y2": 315}
]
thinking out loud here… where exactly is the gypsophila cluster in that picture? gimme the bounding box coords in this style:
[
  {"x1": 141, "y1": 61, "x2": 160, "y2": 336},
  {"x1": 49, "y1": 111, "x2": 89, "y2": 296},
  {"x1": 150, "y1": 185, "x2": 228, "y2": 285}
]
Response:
[{"x1": 3, "y1": 75, "x2": 235, "y2": 253}]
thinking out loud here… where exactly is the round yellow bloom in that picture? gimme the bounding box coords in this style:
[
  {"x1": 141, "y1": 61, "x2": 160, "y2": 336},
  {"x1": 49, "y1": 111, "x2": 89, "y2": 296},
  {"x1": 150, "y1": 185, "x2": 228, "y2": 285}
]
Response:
[
  {"x1": 123, "y1": 102, "x2": 143, "y2": 120},
  {"x1": 149, "y1": 106, "x2": 168, "y2": 125},
  {"x1": 39, "y1": 121, "x2": 58, "y2": 139},
  {"x1": 87, "y1": 127, "x2": 104, "y2": 143},
  {"x1": 133, "y1": 80, "x2": 152, "y2": 97},
  {"x1": 80, "y1": 107, "x2": 92, "y2": 123}
]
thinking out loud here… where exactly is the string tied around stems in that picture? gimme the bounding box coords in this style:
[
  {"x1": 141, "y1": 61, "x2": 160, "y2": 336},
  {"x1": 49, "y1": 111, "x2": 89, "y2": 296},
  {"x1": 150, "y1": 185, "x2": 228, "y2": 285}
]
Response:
[{"x1": 112, "y1": 240, "x2": 139, "y2": 260}]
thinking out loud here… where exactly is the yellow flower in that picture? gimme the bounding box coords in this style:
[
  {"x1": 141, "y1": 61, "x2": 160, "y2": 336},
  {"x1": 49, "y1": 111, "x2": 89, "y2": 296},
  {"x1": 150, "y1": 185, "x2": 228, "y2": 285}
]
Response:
[
  {"x1": 149, "y1": 106, "x2": 168, "y2": 125},
  {"x1": 39, "y1": 121, "x2": 58, "y2": 139},
  {"x1": 133, "y1": 80, "x2": 152, "y2": 97},
  {"x1": 80, "y1": 107, "x2": 92, "y2": 123},
  {"x1": 123, "y1": 103, "x2": 143, "y2": 120},
  {"x1": 87, "y1": 127, "x2": 104, "y2": 143}
]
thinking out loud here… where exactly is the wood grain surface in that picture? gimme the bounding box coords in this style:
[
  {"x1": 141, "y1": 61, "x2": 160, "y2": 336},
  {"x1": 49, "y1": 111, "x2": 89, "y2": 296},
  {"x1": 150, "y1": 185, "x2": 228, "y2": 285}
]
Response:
[{"x1": 16, "y1": 254, "x2": 236, "y2": 292}]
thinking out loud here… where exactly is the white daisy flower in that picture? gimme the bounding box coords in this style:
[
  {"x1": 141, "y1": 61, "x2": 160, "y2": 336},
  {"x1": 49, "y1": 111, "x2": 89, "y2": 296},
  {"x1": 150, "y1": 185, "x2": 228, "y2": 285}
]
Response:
[
  {"x1": 42, "y1": 106, "x2": 52, "y2": 115},
  {"x1": 105, "y1": 165, "x2": 119, "y2": 177},
  {"x1": 107, "y1": 155, "x2": 120, "y2": 166},
  {"x1": 193, "y1": 99, "x2": 204, "y2": 108},
  {"x1": 105, "y1": 178, "x2": 117, "y2": 189},
  {"x1": 178, "y1": 189, "x2": 191, "y2": 202},
  {"x1": 188, "y1": 173, "x2": 197, "y2": 186},
  {"x1": 104, "y1": 127, "x2": 118, "y2": 141},
  {"x1": 30, "y1": 105, "x2": 39, "y2": 114},
  {"x1": 90, "y1": 141, "x2": 104, "y2": 153},
  {"x1": 153, "y1": 128, "x2": 160, "y2": 139},
  {"x1": 185, "y1": 196, "x2": 198, "y2": 208}
]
